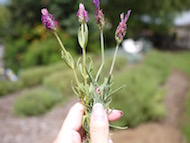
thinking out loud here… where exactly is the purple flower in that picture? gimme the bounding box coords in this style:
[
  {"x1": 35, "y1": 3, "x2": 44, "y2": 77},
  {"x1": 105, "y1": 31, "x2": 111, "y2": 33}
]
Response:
[
  {"x1": 93, "y1": 0, "x2": 100, "y2": 11},
  {"x1": 93, "y1": 0, "x2": 105, "y2": 29},
  {"x1": 41, "y1": 8, "x2": 58, "y2": 31},
  {"x1": 77, "y1": 3, "x2": 89, "y2": 24},
  {"x1": 115, "y1": 10, "x2": 131, "y2": 43}
]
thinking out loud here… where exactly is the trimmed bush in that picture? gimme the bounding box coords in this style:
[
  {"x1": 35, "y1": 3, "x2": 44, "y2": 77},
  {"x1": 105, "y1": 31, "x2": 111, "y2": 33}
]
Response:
[
  {"x1": 19, "y1": 62, "x2": 66, "y2": 87},
  {"x1": 0, "y1": 80, "x2": 23, "y2": 96},
  {"x1": 103, "y1": 56, "x2": 127, "y2": 74},
  {"x1": 19, "y1": 66, "x2": 47, "y2": 87},
  {"x1": 92, "y1": 56, "x2": 127, "y2": 81},
  {"x1": 111, "y1": 66, "x2": 167, "y2": 127},
  {"x1": 0, "y1": 62, "x2": 68, "y2": 96},
  {"x1": 43, "y1": 69, "x2": 74, "y2": 96},
  {"x1": 144, "y1": 50, "x2": 172, "y2": 83},
  {"x1": 14, "y1": 88, "x2": 62, "y2": 116}
]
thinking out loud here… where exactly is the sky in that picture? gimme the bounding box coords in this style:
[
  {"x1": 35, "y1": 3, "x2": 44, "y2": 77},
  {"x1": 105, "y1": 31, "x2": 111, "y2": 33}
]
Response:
[
  {"x1": 174, "y1": 11, "x2": 190, "y2": 26},
  {"x1": 0, "y1": 0, "x2": 8, "y2": 5}
]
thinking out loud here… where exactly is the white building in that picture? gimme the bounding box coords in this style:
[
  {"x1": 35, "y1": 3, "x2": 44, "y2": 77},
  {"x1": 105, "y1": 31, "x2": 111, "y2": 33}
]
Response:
[{"x1": 174, "y1": 11, "x2": 190, "y2": 49}]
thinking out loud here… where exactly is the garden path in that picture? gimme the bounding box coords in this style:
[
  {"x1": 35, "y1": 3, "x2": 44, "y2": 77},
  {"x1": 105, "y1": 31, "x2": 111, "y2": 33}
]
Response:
[{"x1": 0, "y1": 70, "x2": 189, "y2": 143}]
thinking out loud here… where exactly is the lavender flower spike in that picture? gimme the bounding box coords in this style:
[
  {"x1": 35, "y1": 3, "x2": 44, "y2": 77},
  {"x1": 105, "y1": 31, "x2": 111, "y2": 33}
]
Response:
[
  {"x1": 93, "y1": 0, "x2": 100, "y2": 11},
  {"x1": 77, "y1": 3, "x2": 89, "y2": 24},
  {"x1": 115, "y1": 10, "x2": 131, "y2": 44},
  {"x1": 93, "y1": 0, "x2": 105, "y2": 29},
  {"x1": 41, "y1": 8, "x2": 58, "y2": 31}
]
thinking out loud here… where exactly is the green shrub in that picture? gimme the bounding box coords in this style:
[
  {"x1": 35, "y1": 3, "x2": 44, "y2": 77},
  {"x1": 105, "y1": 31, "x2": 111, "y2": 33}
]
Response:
[
  {"x1": 182, "y1": 87, "x2": 190, "y2": 143},
  {"x1": 14, "y1": 88, "x2": 63, "y2": 116},
  {"x1": 111, "y1": 66, "x2": 167, "y2": 127},
  {"x1": 0, "y1": 62, "x2": 69, "y2": 96},
  {"x1": 0, "y1": 80, "x2": 23, "y2": 96},
  {"x1": 43, "y1": 69, "x2": 74, "y2": 96},
  {"x1": 103, "y1": 56, "x2": 127, "y2": 75},
  {"x1": 19, "y1": 66, "x2": 48, "y2": 87},
  {"x1": 92, "y1": 56, "x2": 127, "y2": 81},
  {"x1": 21, "y1": 39, "x2": 60, "y2": 68},
  {"x1": 21, "y1": 31, "x2": 77, "y2": 68},
  {"x1": 5, "y1": 38, "x2": 27, "y2": 72},
  {"x1": 144, "y1": 50, "x2": 172, "y2": 83},
  {"x1": 19, "y1": 62, "x2": 66, "y2": 87},
  {"x1": 172, "y1": 52, "x2": 190, "y2": 76}
]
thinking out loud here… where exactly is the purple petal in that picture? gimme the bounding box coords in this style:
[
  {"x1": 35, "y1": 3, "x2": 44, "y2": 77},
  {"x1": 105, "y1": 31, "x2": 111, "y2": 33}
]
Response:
[
  {"x1": 41, "y1": 8, "x2": 48, "y2": 15},
  {"x1": 93, "y1": 0, "x2": 100, "y2": 10},
  {"x1": 41, "y1": 8, "x2": 58, "y2": 30},
  {"x1": 77, "y1": 3, "x2": 89, "y2": 23},
  {"x1": 79, "y1": 3, "x2": 85, "y2": 10},
  {"x1": 124, "y1": 10, "x2": 131, "y2": 22},
  {"x1": 120, "y1": 13, "x2": 124, "y2": 21}
]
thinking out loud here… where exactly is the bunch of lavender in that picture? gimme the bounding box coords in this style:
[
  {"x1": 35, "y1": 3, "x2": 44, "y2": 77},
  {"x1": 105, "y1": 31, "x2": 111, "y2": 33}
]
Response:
[{"x1": 41, "y1": 1, "x2": 130, "y2": 142}]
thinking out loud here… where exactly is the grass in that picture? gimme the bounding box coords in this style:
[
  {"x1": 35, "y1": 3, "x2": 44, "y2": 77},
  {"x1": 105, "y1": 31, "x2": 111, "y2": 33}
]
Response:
[{"x1": 172, "y1": 51, "x2": 190, "y2": 76}]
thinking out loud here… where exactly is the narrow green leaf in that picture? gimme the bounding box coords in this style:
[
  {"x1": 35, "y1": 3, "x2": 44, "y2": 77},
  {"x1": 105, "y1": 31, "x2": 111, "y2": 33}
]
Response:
[
  {"x1": 78, "y1": 26, "x2": 83, "y2": 48},
  {"x1": 84, "y1": 23, "x2": 88, "y2": 48},
  {"x1": 109, "y1": 124, "x2": 128, "y2": 130}
]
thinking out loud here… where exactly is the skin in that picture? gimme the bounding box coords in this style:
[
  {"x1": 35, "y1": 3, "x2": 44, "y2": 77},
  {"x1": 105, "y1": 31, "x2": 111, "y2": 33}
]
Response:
[{"x1": 53, "y1": 102, "x2": 123, "y2": 143}]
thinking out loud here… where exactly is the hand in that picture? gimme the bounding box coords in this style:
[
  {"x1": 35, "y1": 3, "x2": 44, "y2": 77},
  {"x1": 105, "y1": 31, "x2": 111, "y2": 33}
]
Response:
[{"x1": 53, "y1": 102, "x2": 123, "y2": 143}]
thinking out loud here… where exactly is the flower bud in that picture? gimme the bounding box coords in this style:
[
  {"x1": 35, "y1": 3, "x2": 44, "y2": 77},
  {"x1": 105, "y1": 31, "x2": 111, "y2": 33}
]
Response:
[
  {"x1": 41, "y1": 8, "x2": 58, "y2": 31},
  {"x1": 93, "y1": 0, "x2": 105, "y2": 29},
  {"x1": 95, "y1": 10, "x2": 105, "y2": 29},
  {"x1": 77, "y1": 3, "x2": 89, "y2": 24},
  {"x1": 115, "y1": 10, "x2": 131, "y2": 44}
]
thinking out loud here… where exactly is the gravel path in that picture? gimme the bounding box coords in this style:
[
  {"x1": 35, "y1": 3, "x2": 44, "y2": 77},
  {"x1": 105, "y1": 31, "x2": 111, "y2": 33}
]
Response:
[
  {"x1": 0, "y1": 70, "x2": 189, "y2": 143},
  {"x1": 0, "y1": 93, "x2": 79, "y2": 143}
]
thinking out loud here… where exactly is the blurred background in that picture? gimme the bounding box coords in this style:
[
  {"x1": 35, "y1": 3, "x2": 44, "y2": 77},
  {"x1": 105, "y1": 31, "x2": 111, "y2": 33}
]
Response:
[{"x1": 0, "y1": 0, "x2": 190, "y2": 143}]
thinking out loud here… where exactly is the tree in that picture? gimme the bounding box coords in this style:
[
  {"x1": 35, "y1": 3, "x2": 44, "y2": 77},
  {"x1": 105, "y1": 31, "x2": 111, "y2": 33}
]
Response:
[
  {"x1": 0, "y1": 5, "x2": 11, "y2": 42},
  {"x1": 103, "y1": 0, "x2": 190, "y2": 43}
]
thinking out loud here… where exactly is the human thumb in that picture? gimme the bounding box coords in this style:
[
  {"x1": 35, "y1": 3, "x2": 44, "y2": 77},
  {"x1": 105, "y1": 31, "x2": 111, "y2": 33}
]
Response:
[{"x1": 90, "y1": 103, "x2": 109, "y2": 143}]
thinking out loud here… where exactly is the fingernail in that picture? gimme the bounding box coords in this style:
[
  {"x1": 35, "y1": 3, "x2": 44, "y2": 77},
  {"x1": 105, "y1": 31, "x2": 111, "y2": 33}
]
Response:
[
  {"x1": 119, "y1": 110, "x2": 124, "y2": 117},
  {"x1": 92, "y1": 103, "x2": 107, "y2": 121},
  {"x1": 111, "y1": 110, "x2": 124, "y2": 117}
]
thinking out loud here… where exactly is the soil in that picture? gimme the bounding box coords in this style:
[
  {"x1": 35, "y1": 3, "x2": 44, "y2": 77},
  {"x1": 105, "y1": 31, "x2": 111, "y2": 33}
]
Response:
[{"x1": 0, "y1": 70, "x2": 189, "y2": 143}]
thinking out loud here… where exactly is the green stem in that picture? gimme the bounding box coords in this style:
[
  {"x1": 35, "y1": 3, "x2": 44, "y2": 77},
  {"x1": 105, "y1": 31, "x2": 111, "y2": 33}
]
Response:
[
  {"x1": 53, "y1": 32, "x2": 67, "y2": 55},
  {"x1": 54, "y1": 31, "x2": 80, "y2": 87},
  {"x1": 109, "y1": 43, "x2": 119, "y2": 76},
  {"x1": 80, "y1": 24, "x2": 90, "y2": 141},
  {"x1": 100, "y1": 29, "x2": 105, "y2": 65},
  {"x1": 95, "y1": 29, "x2": 105, "y2": 81},
  {"x1": 72, "y1": 68, "x2": 80, "y2": 87},
  {"x1": 81, "y1": 24, "x2": 88, "y2": 97},
  {"x1": 83, "y1": 48, "x2": 87, "y2": 94}
]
